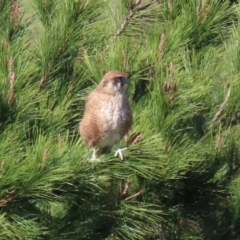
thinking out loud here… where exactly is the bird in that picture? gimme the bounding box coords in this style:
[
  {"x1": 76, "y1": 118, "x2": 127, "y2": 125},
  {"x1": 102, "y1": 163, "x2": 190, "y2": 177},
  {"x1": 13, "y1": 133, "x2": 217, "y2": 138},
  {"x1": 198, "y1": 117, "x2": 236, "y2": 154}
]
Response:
[{"x1": 79, "y1": 70, "x2": 133, "y2": 161}]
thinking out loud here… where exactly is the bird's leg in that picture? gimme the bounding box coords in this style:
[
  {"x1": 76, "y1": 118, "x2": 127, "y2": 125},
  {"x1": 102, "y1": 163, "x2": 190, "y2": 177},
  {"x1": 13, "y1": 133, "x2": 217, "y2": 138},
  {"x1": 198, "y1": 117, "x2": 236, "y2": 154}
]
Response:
[
  {"x1": 89, "y1": 148, "x2": 100, "y2": 162},
  {"x1": 114, "y1": 144, "x2": 128, "y2": 160}
]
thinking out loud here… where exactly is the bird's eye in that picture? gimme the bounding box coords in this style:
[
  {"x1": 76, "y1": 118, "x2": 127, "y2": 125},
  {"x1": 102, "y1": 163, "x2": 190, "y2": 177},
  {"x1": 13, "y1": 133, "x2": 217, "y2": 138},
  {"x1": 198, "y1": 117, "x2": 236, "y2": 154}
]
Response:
[{"x1": 116, "y1": 77, "x2": 124, "y2": 82}]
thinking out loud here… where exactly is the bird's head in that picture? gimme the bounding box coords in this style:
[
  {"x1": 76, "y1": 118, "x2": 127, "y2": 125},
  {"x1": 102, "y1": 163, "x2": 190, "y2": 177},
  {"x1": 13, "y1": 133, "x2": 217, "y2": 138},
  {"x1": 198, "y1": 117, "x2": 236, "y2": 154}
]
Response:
[{"x1": 99, "y1": 70, "x2": 130, "y2": 93}]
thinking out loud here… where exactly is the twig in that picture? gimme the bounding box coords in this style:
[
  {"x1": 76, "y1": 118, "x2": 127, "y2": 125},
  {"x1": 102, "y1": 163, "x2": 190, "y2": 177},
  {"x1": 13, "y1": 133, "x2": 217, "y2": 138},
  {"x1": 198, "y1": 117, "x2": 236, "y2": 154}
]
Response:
[
  {"x1": 0, "y1": 190, "x2": 16, "y2": 207},
  {"x1": 137, "y1": 0, "x2": 159, "y2": 11},
  {"x1": 196, "y1": 0, "x2": 209, "y2": 22},
  {"x1": 168, "y1": 0, "x2": 173, "y2": 12},
  {"x1": 209, "y1": 89, "x2": 231, "y2": 129},
  {"x1": 8, "y1": 58, "x2": 16, "y2": 105},
  {"x1": 11, "y1": 0, "x2": 19, "y2": 21},
  {"x1": 38, "y1": 73, "x2": 49, "y2": 89},
  {"x1": 158, "y1": 33, "x2": 166, "y2": 59},
  {"x1": 58, "y1": 134, "x2": 63, "y2": 146},
  {"x1": 38, "y1": 25, "x2": 79, "y2": 89},
  {"x1": 125, "y1": 132, "x2": 142, "y2": 146},
  {"x1": 169, "y1": 61, "x2": 174, "y2": 79},
  {"x1": 114, "y1": 9, "x2": 134, "y2": 38},
  {"x1": 122, "y1": 180, "x2": 129, "y2": 197},
  {"x1": 42, "y1": 149, "x2": 48, "y2": 163},
  {"x1": 1, "y1": 159, "x2": 5, "y2": 170},
  {"x1": 110, "y1": 0, "x2": 159, "y2": 43},
  {"x1": 66, "y1": 82, "x2": 74, "y2": 97},
  {"x1": 124, "y1": 191, "x2": 142, "y2": 201}
]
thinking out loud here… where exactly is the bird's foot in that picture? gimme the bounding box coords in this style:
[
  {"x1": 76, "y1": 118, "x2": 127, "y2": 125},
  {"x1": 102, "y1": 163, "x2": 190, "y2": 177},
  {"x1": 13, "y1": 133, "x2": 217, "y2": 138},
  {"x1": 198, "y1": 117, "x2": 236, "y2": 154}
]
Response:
[
  {"x1": 88, "y1": 156, "x2": 100, "y2": 162},
  {"x1": 88, "y1": 148, "x2": 100, "y2": 162},
  {"x1": 114, "y1": 147, "x2": 128, "y2": 160}
]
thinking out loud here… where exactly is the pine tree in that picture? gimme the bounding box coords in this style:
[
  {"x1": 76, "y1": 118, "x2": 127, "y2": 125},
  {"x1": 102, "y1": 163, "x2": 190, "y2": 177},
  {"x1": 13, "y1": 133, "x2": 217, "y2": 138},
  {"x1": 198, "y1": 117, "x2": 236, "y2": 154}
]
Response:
[{"x1": 0, "y1": 0, "x2": 240, "y2": 239}]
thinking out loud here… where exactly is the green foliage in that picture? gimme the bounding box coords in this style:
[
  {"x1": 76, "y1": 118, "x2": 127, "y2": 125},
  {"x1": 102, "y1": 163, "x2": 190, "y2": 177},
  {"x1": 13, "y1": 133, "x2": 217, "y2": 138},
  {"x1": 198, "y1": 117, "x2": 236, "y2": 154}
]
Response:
[{"x1": 1, "y1": 0, "x2": 240, "y2": 239}]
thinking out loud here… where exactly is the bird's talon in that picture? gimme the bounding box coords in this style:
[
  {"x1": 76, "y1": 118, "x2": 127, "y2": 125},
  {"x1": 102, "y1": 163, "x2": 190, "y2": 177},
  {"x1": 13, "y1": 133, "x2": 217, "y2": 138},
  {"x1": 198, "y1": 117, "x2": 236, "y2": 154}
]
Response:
[{"x1": 114, "y1": 147, "x2": 128, "y2": 160}]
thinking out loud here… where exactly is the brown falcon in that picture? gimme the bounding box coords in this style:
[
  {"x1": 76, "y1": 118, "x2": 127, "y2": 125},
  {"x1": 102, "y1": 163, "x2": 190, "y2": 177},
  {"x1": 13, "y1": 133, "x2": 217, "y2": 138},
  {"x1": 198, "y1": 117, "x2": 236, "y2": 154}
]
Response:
[{"x1": 79, "y1": 70, "x2": 133, "y2": 161}]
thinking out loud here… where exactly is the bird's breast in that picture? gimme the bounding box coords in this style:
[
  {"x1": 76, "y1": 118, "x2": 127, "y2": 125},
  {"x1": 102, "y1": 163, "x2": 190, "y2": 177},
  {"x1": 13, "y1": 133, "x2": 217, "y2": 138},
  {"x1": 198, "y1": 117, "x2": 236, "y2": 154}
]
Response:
[
  {"x1": 97, "y1": 94, "x2": 129, "y2": 147},
  {"x1": 101, "y1": 95, "x2": 127, "y2": 130}
]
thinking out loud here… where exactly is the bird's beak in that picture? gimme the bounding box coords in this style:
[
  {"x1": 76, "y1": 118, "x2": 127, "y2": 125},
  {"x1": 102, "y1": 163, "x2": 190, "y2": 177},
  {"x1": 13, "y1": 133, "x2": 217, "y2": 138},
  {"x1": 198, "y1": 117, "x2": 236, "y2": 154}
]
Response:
[{"x1": 124, "y1": 78, "x2": 130, "y2": 84}]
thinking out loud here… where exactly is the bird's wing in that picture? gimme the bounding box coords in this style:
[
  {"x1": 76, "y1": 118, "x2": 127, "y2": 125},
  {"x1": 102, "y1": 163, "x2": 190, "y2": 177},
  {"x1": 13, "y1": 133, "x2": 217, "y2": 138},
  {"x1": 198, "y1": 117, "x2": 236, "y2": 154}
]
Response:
[
  {"x1": 120, "y1": 96, "x2": 133, "y2": 138},
  {"x1": 79, "y1": 90, "x2": 110, "y2": 148}
]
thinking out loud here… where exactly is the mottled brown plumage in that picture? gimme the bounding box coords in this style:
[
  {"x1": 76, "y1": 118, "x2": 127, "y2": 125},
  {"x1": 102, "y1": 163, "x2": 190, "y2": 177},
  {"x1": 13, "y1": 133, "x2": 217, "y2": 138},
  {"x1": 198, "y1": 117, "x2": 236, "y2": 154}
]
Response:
[{"x1": 80, "y1": 70, "x2": 133, "y2": 161}]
